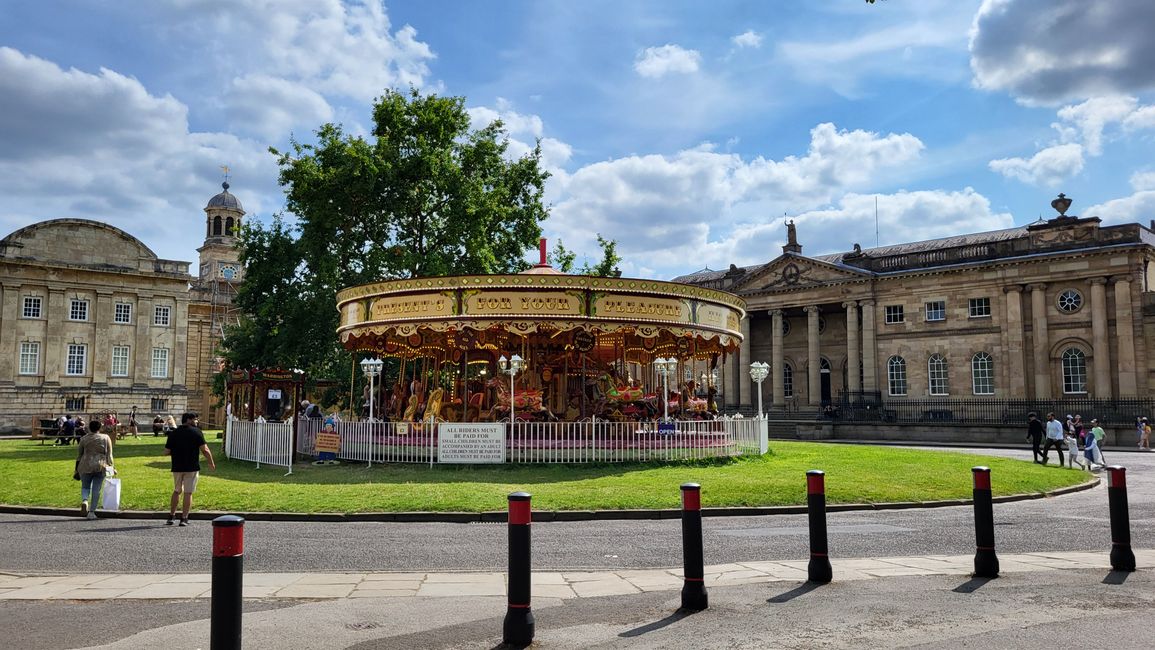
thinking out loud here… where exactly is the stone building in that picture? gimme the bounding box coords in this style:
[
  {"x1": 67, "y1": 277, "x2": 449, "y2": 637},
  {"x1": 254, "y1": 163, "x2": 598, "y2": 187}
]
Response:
[
  {"x1": 676, "y1": 196, "x2": 1155, "y2": 420},
  {"x1": 0, "y1": 183, "x2": 243, "y2": 432}
]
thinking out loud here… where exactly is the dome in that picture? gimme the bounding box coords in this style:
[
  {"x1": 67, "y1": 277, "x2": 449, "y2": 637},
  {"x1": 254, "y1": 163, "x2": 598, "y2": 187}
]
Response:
[{"x1": 206, "y1": 182, "x2": 244, "y2": 212}]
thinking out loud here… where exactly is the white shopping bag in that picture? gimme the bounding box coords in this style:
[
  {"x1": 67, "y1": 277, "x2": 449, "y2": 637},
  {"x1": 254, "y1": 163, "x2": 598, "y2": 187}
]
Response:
[{"x1": 101, "y1": 477, "x2": 121, "y2": 511}]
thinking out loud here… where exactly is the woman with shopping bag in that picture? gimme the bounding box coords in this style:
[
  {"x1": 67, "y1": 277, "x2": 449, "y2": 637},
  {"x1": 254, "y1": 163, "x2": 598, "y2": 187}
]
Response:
[{"x1": 76, "y1": 419, "x2": 114, "y2": 520}]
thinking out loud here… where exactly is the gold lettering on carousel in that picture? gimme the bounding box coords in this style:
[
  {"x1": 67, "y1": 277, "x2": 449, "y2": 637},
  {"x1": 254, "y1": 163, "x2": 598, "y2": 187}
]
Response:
[
  {"x1": 468, "y1": 292, "x2": 581, "y2": 316},
  {"x1": 369, "y1": 296, "x2": 450, "y2": 320},
  {"x1": 595, "y1": 296, "x2": 686, "y2": 322}
]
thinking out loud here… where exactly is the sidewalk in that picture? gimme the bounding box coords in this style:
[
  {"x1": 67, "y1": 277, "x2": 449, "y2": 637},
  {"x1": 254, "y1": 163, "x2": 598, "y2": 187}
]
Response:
[{"x1": 2, "y1": 550, "x2": 1151, "y2": 601}]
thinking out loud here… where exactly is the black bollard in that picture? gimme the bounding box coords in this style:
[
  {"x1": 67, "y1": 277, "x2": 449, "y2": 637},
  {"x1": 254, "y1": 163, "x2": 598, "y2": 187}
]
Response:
[
  {"x1": 211, "y1": 515, "x2": 244, "y2": 650},
  {"x1": 806, "y1": 470, "x2": 832, "y2": 584},
  {"x1": 679, "y1": 483, "x2": 708, "y2": 611},
  {"x1": 971, "y1": 466, "x2": 1000, "y2": 578},
  {"x1": 1106, "y1": 466, "x2": 1136, "y2": 572},
  {"x1": 503, "y1": 492, "x2": 535, "y2": 646}
]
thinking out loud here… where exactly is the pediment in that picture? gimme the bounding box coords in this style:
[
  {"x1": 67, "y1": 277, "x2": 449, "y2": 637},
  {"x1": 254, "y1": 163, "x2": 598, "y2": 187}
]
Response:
[{"x1": 732, "y1": 254, "x2": 871, "y2": 292}]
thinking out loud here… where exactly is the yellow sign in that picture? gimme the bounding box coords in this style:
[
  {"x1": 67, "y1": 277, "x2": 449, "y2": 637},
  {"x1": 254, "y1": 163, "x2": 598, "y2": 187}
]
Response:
[
  {"x1": 369, "y1": 295, "x2": 452, "y2": 320},
  {"x1": 315, "y1": 432, "x2": 341, "y2": 454},
  {"x1": 594, "y1": 295, "x2": 687, "y2": 322},
  {"x1": 465, "y1": 291, "x2": 582, "y2": 316}
]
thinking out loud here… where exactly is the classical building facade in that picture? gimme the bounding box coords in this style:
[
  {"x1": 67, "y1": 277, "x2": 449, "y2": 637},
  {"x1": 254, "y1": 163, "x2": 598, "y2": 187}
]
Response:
[
  {"x1": 676, "y1": 197, "x2": 1155, "y2": 417},
  {"x1": 0, "y1": 183, "x2": 243, "y2": 431}
]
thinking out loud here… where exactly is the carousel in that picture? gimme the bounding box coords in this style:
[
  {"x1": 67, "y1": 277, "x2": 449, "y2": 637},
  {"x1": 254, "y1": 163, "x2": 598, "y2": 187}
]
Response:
[{"x1": 334, "y1": 242, "x2": 746, "y2": 427}]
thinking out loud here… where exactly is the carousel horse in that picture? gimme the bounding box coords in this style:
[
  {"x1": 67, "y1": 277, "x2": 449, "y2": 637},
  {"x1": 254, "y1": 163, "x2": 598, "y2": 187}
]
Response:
[
  {"x1": 402, "y1": 394, "x2": 419, "y2": 422},
  {"x1": 597, "y1": 373, "x2": 645, "y2": 403},
  {"x1": 486, "y1": 376, "x2": 545, "y2": 419},
  {"x1": 424, "y1": 388, "x2": 445, "y2": 422}
]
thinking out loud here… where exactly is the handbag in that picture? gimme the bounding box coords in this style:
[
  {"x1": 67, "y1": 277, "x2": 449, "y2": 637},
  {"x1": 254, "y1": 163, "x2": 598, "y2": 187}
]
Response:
[
  {"x1": 101, "y1": 477, "x2": 121, "y2": 511},
  {"x1": 72, "y1": 460, "x2": 79, "y2": 481}
]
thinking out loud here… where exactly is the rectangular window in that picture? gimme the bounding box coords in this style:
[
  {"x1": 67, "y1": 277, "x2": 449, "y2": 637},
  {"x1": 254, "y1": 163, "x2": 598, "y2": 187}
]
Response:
[
  {"x1": 19, "y1": 341, "x2": 40, "y2": 375},
  {"x1": 968, "y1": 297, "x2": 991, "y2": 318},
  {"x1": 153, "y1": 305, "x2": 171, "y2": 326},
  {"x1": 151, "y1": 398, "x2": 168, "y2": 412},
  {"x1": 924, "y1": 300, "x2": 945, "y2": 322},
  {"x1": 65, "y1": 397, "x2": 86, "y2": 412},
  {"x1": 114, "y1": 302, "x2": 132, "y2": 324},
  {"x1": 111, "y1": 345, "x2": 130, "y2": 377},
  {"x1": 22, "y1": 296, "x2": 42, "y2": 319},
  {"x1": 885, "y1": 305, "x2": 904, "y2": 324},
  {"x1": 66, "y1": 344, "x2": 87, "y2": 376},
  {"x1": 69, "y1": 299, "x2": 89, "y2": 321},
  {"x1": 151, "y1": 347, "x2": 169, "y2": 378}
]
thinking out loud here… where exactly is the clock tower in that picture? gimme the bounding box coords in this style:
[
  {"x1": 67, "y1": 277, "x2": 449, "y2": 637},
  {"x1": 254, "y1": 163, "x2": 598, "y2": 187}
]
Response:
[{"x1": 197, "y1": 181, "x2": 244, "y2": 284}]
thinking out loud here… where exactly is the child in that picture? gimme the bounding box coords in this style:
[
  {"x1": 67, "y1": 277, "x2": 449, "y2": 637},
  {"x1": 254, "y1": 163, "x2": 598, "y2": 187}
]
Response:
[
  {"x1": 1064, "y1": 431, "x2": 1083, "y2": 469},
  {"x1": 1083, "y1": 430, "x2": 1103, "y2": 470}
]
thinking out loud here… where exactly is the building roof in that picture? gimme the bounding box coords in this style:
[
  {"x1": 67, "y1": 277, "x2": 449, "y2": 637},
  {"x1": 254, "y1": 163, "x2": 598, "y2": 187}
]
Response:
[
  {"x1": 206, "y1": 182, "x2": 244, "y2": 212},
  {"x1": 812, "y1": 225, "x2": 1030, "y2": 266}
]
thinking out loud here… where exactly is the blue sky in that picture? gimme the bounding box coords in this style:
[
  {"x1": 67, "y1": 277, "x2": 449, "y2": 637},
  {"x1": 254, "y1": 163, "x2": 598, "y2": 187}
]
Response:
[{"x1": 2, "y1": 0, "x2": 1154, "y2": 280}]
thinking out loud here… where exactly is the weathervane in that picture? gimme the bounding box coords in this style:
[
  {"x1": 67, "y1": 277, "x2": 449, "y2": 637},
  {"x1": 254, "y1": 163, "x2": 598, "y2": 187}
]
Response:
[{"x1": 220, "y1": 164, "x2": 231, "y2": 186}]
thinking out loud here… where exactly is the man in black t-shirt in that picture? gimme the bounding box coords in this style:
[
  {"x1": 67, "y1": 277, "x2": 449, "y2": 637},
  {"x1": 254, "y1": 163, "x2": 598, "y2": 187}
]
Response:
[{"x1": 163, "y1": 412, "x2": 216, "y2": 526}]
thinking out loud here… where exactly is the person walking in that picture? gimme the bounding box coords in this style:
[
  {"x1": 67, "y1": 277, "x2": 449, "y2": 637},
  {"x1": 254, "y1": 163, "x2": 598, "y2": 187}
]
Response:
[
  {"x1": 76, "y1": 419, "x2": 114, "y2": 519},
  {"x1": 1041, "y1": 412, "x2": 1065, "y2": 466},
  {"x1": 163, "y1": 412, "x2": 216, "y2": 527},
  {"x1": 1083, "y1": 425, "x2": 1104, "y2": 470},
  {"x1": 128, "y1": 406, "x2": 139, "y2": 439},
  {"x1": 1140, "y1": 417, "x2": 1151, "y2": 451},
  {"x1": 1089, "y1": 419, "x2": 1106, "y2": 465},
  {"x1": 1026, "y1": 412, "x2": 1045, "y2": 463},
  {"x1": 1063, "y1": 423, "x2": 1083, "y2": 469}
]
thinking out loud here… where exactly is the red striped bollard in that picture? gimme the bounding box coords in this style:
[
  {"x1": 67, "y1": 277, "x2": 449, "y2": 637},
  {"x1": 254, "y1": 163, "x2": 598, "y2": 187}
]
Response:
[
  {"x1": 680, "y1": 483, "x2": 708, "y2": 611},
  {"x1": 806, "y1": 470, "x2": 832, "y2": 584},
  {"x1": 1106, "y1": 466, "x2": 1136, "y2": 572},
  {"x1": 971, "y1": 466, "x2": 999, "y2": 578},
  {"x1": 503, "y1": 492, "x2": 535, "y2": 645},
  {"x1": 211, "y1": 515, "x2": 244, "y2": 650}
]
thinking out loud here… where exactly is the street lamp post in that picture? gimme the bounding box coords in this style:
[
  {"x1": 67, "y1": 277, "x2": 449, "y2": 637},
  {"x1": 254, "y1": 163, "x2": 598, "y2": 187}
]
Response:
[
  {"x1": 498, "y1": 354, "x2": 525, "y2": 428},
  {"x1": 654, "y1": 357, "x2": 676, "y2": 422},
  {"x1": 360, "y1": 357, "x2": 384, "y2": 421},
  {"x1": 749, "y1": 361, "x2": 769, "y2": 419}
]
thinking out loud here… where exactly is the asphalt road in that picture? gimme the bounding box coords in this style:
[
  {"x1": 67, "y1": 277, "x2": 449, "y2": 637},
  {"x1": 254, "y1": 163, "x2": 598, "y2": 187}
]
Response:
[{"x1": 1, "y1": 447, "x2": 1151, "y2": 575}]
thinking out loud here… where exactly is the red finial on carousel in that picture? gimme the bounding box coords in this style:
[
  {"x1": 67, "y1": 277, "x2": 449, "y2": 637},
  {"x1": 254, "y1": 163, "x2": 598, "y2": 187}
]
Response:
[{"x1": 537, "y1": 237, "x2": 549, "y2": 267}]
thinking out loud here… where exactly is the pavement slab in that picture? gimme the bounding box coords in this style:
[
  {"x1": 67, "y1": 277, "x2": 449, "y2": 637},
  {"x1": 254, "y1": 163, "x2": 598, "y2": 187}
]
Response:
[{"x1": 117, "y1": 583, "x2": 210, "y2": 599}]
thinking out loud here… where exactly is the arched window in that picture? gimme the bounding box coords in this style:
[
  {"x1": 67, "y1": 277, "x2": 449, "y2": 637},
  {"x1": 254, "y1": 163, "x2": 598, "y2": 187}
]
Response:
[
  {"x1": 928, "y1": 354, "x2": 949, "y2": 395},
  {"x1": 971, "y1": 352, "x2": 994, "y2": 395},
  {"x1": 1062, "y1": 348, "x2": 1087, "y2": 394},
  {"x1": 212, "y1": 216, "x2": 222, "y2": 236},
  {"x1": 225, "y1": 217, "x2": 235, "y2": 234},
  {"x1": 887, "y1": 356, "x2": 907, "y2": 396},
  {"x1": 782, "y1": 363, "x2": 793, "y2": 398}
]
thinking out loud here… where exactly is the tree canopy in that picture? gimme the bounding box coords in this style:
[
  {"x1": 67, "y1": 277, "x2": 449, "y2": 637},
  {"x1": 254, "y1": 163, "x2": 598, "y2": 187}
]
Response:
[{"x1": 225, "y1": 88, "x2": 551, "y2": 381}]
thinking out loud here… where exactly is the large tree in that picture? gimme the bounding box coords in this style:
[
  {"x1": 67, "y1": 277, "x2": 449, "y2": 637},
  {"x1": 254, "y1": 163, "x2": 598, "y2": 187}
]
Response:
[{"x1": 225, "y1": 88, "x2": 551, "y2": 380}]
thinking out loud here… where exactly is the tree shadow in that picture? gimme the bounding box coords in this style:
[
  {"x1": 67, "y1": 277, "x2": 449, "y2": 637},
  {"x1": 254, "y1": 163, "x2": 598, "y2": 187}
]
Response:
[
  {"x1": 618, "y1": 609, "x2": 695, "y2": 638},
  {"x1": 767, "y1": 581, "x2": 823, "y2": 604},
  {"x1": 952, "y1": 576, "x2": 994, "y2": 593},
  {"x1": 1102, "y1": 570, "x2": 1131, "y2": 585}
]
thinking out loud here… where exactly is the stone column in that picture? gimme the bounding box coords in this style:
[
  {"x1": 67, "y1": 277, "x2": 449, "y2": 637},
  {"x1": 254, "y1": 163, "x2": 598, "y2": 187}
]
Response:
[
  {"x1": 1089, "y1": 278, "x2": 1111, "y2": 398},
  {"x1": 805, "y1": 306, "x2": 821, "y2": 406},
  {"x1": 861, "y1": 300, "x2": 877, "y2": 393},
  {"x1": 771, "y1": 309, "x2": 785, "y2": 409},
  {"x1": 0, "y1": 284, "x2": 18, "y2": 383},
  {"x1": 173, "y1": 298, "x2": 189, "y2": 388},
  {"x1": 738, "y1": 315, "x2": 751, "y2": 409},
  {"x1": 1113, "y1": 275, "x2": 1138, "y2": 396},
  {"x1": 844, "y1": 301, "x2": 860, "y2": 394},
  {"x1": 1003, "y1": 286, "x2": 1025, "y2": 397},
  {"x1": 92, "y1": 291, "x2": 113, "y2": 385},
  {"x1": 134, "y1": 295, "x2": 154, "y2": 385},
  {"x1": 44, "y1": 289, "x2": 65, "y2": 385},
  {"x1": 722, "y1": 347, "x2": 735, "y2": 410},
  {"x1": 1029, "y1": 284, "x2": 1050, "y2": 398}
]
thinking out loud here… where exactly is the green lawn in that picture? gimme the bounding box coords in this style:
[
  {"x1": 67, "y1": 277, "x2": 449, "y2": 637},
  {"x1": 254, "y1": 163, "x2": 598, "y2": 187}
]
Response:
[{"x1": 1, "y1": 436, "x2": 1088, "y2": 513}]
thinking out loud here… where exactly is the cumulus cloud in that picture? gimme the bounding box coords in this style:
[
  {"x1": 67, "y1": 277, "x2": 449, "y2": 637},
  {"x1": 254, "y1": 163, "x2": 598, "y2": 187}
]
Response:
[
  {"x1": 988, "y1": 143, "x2": 1084, "y2": 186},
  {"x1": 467, "y1": 99, "x2": 573, "y2": 177},
  {"x1": 731, "y1": 31, "x2": 763, "y2": 49},
  {"x1": 0, "y1": 47, "x2": 276, "y2": 263},
  {"x1": 225, "y1": 74, "x2": 335, "y2": 142},
  {"x1": 547, "y1": 123, "x2": 926, "y2": 278},
  {"x1": 1085, "y1": 191, "x2": 1155, "y2": 226},
  {"x1": 1053, "y1": 96, "x2": 1139, "y2": 156},
  {"x1": 1131, "y1": 171, "x2": 1155, "y2": 192},
  {"x1": 634, "y1": 44, "x2": 701, "y2": 78},
  {"x1": 970, "y1": 0, "x2": 1155, "y2": 104}
]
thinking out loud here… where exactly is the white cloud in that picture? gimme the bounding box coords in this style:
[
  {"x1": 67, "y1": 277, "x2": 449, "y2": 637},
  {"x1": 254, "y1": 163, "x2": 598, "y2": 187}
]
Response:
[
  {"x1": 988, "y1": 143, "x2": 1084, "y2": 186},
  {"x1": 1054, "y1": 96, "x2": 1138, "y2": 156},
  {"x1": 634, "y1": 44, "x2": 701, "y2": 78},
  {"x1": 731, "y1": 31, "x2": 763, "y2": 49},
  {"x1": 547, "y1": 123, "x2": 925, "y2": 278},
  {"x1": 1085, "y1": 191, "x2": 1155, "y2": 226},
  {"x1": 225, "y1": 74, "x2": 334, "y2": 142},
  {"x1": 466, "y1": 100, "x2": 573, "y2": 176},
  {"x1": 970, "y1": 0, "x2": 1155, "y2": 104},
  {"x1": 1131, "y1": 171, "x2": 1155, "y2": 192},
  {"x1": 0, "y1": 47, "x2": 277, "y2": 262},
  {"x1": 1124, "y1": 105, "x2": 1155, "y2": 131}
]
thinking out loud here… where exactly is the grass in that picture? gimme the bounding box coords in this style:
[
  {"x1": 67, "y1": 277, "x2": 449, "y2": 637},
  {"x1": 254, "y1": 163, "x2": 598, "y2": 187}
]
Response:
[{"x1": 1, "y1": 435, "x2": 1089, "y2": 513}]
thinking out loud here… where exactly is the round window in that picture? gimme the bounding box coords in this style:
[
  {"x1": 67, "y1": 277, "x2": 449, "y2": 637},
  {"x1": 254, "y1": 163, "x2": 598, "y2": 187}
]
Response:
[
  {"x1": 1056, "y1": 289, "x2": 1082, "y2": 313},
  {"x1": 818, "y1": 316, "x2": 827, "y2": 334},
  {"x1": 781, "y1": 318, "x2": 791, "y2": 337}
]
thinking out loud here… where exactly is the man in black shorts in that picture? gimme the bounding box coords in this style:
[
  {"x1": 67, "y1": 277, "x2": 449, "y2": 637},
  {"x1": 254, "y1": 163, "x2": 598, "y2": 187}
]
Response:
[{"x1": 164, "y1": 412, "x2": 216, "y2": 526}]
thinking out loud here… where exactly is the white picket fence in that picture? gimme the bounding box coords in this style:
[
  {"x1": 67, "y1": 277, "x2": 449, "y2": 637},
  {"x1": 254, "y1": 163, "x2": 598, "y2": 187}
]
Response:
[
  {"x1": 224, "y1": 418, "x2": 294, "y2": 474},
  {"x1": 293, "y1": 416, "x2": 767, "y2": 465}
]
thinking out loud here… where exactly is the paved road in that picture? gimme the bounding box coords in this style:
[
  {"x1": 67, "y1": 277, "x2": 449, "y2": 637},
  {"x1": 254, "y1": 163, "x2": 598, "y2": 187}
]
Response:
[{"x1": 1, "y1": 447, "x2": 1150, "y2": 575}]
